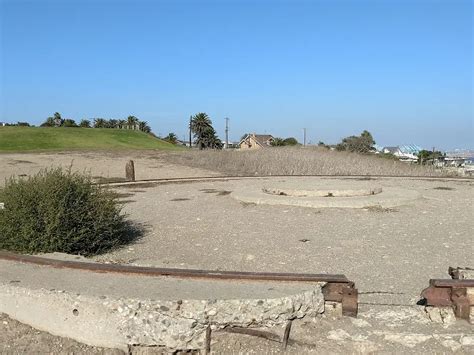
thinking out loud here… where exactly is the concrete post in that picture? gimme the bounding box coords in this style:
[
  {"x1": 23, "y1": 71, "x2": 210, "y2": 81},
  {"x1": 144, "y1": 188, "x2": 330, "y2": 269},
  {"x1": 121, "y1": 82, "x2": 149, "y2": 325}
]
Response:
[{"x1": 125, "y1": 160, "x2": 135, "y2": 181}]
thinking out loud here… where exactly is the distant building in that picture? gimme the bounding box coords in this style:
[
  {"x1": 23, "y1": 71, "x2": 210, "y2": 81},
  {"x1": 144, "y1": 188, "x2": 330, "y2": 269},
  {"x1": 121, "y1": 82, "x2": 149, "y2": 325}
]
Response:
[
  {"x1": 0, "y1": 122, "x2": 6, "y2": 127},
  {"x1": 382, "y1": 144, "x2": 422, "y2": 162},
  {"x1": 239, "y1": 133, "x2": 274, "y2": 150}
]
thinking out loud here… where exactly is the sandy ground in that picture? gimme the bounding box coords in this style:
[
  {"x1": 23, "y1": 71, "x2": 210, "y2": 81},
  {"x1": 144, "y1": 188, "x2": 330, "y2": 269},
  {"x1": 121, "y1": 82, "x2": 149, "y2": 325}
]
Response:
[
  {"x1": 97, "y1": 177, "x2": 473, "y2": 307},
  {"x1": 0, "y1": 150, "x2": 219, "y2": 185},
  {"x1": 1, "y1": 151, "x2": 473, "y2": 354},
  {"x1": 0, "y1": 313, "x2": 124, "y2": 355}
]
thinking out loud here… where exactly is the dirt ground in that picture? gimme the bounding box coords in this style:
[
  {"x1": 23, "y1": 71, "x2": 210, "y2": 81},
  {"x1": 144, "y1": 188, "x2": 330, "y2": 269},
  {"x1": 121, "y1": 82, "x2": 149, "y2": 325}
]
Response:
[
  {"x1": 0, "y1": 150, "x2": 220, "y2": 185},
  {"x1": 0, "y1": 151, "x2": 473, "y2": 354},
  {"x1": 97, "y1": 177, "x2": 473, "y2": 307}
]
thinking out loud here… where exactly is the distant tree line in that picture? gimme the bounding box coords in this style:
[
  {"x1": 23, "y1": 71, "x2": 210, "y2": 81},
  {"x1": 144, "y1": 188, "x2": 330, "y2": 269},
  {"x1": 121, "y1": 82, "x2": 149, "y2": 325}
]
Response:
[{"x1": 40, "y1": 112, "x2": 152, "y2": 133}]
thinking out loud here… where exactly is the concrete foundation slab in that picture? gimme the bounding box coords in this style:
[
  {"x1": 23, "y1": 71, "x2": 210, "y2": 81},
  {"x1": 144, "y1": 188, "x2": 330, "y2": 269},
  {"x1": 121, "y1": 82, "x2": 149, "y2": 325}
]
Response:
[
  {"x1": 0, "y1": 259, "x2": 325, "y2": 351},
  {"x1": 231, "y1": 178, "x2": 421, "y2": 209}
]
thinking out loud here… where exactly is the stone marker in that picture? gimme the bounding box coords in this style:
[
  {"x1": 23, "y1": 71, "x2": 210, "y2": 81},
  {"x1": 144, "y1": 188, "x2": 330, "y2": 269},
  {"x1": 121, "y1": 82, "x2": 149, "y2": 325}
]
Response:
[{"x1": 125, "y1": 160, "x2": 135, "y2": 181}]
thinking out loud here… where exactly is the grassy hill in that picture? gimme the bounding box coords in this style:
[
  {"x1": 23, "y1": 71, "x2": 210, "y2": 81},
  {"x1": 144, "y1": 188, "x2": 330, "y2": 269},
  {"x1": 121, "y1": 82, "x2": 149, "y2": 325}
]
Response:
[{"x1": 0, "y1": 126, "x2": 180, "y2": 152}]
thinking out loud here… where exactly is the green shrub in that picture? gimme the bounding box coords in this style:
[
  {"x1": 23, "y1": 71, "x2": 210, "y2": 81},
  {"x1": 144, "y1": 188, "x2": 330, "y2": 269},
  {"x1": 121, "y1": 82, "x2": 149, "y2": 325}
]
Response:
[{"x1": 0, "y1": 168, "x2": 140, "y2": 256}]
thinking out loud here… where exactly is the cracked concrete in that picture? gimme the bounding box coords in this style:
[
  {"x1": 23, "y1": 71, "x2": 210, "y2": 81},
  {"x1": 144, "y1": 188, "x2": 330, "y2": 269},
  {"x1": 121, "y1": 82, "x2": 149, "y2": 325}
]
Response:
[{"x1": 0, "y1": 258, "x2": 326, "y2": 350}]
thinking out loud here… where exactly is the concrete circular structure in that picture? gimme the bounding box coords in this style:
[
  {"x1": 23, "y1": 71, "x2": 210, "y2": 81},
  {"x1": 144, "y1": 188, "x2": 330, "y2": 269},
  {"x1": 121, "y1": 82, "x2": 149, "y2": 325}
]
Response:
[
  {"x1": 231, "y1": 177, "x2": 421, "y2": 209},
  {"x1": 262, "y1": 186, "x2": 383, "y2": 197}
]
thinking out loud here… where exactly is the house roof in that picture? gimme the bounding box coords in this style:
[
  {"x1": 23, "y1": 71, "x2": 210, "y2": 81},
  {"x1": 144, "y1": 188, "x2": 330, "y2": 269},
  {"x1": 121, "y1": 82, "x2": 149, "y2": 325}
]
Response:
[
  {"x1": 398, "y1": 144, "x2": 422, "y2": 154},
  {"x1": 240, "y1": 134, "x2": 274, "y2": 147}
]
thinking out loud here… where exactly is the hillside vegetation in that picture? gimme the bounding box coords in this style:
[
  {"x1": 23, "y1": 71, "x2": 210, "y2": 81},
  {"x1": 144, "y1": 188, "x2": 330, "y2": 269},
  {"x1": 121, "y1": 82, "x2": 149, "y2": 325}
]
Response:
[
  {"x1": 0, "y1": 127, "x2": 179, "y2": 152},
  {"x1": 163, "y1": 147, "x2": 444, "y2": 177}
]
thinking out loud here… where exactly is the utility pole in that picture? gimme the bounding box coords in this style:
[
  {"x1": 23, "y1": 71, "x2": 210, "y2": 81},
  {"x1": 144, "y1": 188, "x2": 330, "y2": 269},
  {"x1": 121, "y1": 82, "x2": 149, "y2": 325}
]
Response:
[
  {"x1": 189, "y1": 115, "x2": 192, "y2": 148},
  {"x1": 303, "y1": 128, "x2": 307, "y2": 147},
  {"x1": 225, "y1": 117, "x2": 229, "y2": 149}
]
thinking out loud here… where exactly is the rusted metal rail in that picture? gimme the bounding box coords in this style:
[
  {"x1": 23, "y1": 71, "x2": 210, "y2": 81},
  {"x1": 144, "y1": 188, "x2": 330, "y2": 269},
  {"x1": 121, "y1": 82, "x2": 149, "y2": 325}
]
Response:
[
  {"x1": 100, "y1": 174, "x2": 472, "y2": 190},
  {"x1": 421, "y1": 279, "x2": 474, "y2": 321},
  {"x1": 0, "y1": 250, "x2": 358, "y2": 316}
]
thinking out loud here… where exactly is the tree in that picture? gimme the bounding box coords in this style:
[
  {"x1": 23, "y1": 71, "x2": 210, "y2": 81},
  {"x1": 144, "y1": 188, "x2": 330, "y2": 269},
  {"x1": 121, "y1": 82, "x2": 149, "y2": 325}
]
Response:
[
  {"x1": 271, "y1": 137, "x2": 285, "y2": 146},
  {"x1": 270, "y1": 137, "x2": 298, "y2": 147},
  {"x1": 62, "y1": 119, "x2": 78, "y2": 127},
  {"x1": 190, "y1": 113, "x2": 222, "y2": 149},
  {"x1": 79, "y1": 119, "x2": 91, "y2": 128},
  {"x1": 200, "y1": 127, "x2": 223, "y2": 149},
  {"x1": 118, "y1": 119, "x2": 127, "y2": 129},
  {"x1": 107, "y1": 119, "x2": 119, "y2": 129},
  {"x1": 163, "y1": 132, "x2": 178, "y2": 144},
  {"x1": 53, "y1": 112, "x2": 63, "y2": 127},
  {"x1": 41, "y1": 112, "x2": 63, "y2": 127},
  {"x1": 417, "y1": 150, "x2": 443, "y2": 165},
  {"x1": 94, "y1": 118, "x2": 107, "y2": 128},
  {"x1": 138, "y1": 121, "x2": 151, "y2": 133},
  {"x1": 336, "y1": 130, "x2": 376, "y2": 153},
  {"x1": 127, "y1": 116, "x2": 139, "y2": 130},
  {"x1": 40, "y1": 117, "x2": 55, "y2": 127},
  {"x1": 283, "y1": 137, "x2": 298, "y2": 146}
]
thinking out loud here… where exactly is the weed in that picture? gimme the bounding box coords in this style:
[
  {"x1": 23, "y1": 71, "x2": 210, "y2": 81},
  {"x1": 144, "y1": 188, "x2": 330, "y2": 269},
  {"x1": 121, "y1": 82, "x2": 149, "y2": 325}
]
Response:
[{"x1": 162, "y1": 147, "x2": 443, "y2": 177}]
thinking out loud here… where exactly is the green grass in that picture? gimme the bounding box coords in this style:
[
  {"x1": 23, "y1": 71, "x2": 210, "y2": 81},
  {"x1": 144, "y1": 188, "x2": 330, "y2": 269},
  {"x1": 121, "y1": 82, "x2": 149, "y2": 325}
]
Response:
[{"x1": 0, "y1": 126, "x2": 181, "y2": 152}]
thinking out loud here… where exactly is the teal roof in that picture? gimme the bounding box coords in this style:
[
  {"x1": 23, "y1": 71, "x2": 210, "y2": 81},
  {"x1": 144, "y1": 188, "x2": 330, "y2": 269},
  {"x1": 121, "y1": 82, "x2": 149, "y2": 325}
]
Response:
[{"x1": 398, "y1": 144, "x2": 422, "y2": 154}]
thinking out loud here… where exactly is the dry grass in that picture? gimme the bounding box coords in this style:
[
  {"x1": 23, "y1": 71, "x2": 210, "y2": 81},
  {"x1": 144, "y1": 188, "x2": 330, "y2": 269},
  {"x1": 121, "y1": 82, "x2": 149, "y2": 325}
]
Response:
[{"x1": 163, "y1": 147, "x2": 446, "y2": 177}]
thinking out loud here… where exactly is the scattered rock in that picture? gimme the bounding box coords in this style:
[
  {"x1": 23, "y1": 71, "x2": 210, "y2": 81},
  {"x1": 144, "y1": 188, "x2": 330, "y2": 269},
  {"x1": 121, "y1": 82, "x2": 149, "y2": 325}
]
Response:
[
  {"x1": 327, "y1": 329, "x2": 351, "y2": 341},
  {"x1": 351, "y1": 318, "x2": 371, "y2": 328},
  {"x1": 460, "y1": 335, "x2": 474, "y2": 346},
  {"x1": 383, "y1": 333, "x2": 432, "y2": 348}
]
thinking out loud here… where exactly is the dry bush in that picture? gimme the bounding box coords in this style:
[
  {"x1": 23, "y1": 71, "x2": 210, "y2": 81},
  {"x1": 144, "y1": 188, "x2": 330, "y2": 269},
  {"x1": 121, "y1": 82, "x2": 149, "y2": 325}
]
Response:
[{"x1": 163, "y1": 147, "x2": 445, "y2": 176}]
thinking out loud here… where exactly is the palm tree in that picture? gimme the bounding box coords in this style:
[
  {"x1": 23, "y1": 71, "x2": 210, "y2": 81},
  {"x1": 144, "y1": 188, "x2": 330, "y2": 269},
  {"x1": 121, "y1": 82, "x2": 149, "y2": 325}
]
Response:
[
  {"x1": 199, "y1": 127, "x2": 223, "y2": 149},
  {"x1": 127, "y1": 116, "x2": 138, "y2": 130},
  {"x1": 94, "y1": 118, "x2": 107, "y2": 128},
  {"x1": 138, "y1": 120, "x2": 150, "y2": 132},
  {"x1": 163, "y1": 132, "x2": 178, "y2": 144},
  {"x1": 108, "y1": 119, "x2": 119, "y2": 128},
  {"x1": 118, "y1": 119, "x2": 127, "y2": 129},
  {"x1": 40, "y1": 116, "x2": 55, "y2": 127},
  {"x1": 190, "y1": 113, "x2": 213, "y2": 149},
  {"x1": 79, "y1": 119, "x2": 91, "y2": 128}
]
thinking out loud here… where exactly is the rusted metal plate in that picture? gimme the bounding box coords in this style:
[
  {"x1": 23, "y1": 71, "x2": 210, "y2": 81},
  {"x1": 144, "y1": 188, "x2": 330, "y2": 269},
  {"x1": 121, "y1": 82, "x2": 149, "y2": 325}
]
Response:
[
  {"x1": 322, "y1": 282, "x2": 358, "y2": 317},
  {"x1": 421, "y1": 279, "x2": 474, "y2": 321},
  {"x1": 421, "y1": 286, "x2": 453, "y2": 307},
  {"x1": 341, "y1": 285, "x2": 359, "y2": 317}
]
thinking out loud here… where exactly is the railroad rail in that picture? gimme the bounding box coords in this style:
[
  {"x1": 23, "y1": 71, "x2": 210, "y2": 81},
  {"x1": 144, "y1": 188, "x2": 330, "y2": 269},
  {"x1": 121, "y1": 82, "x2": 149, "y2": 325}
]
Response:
[
  {"x1": 0, "y1": 250, "x2": 358, "y2": 317},
  {"x1": 99, "y1": 174, "x2": 473, "y2": 188}
]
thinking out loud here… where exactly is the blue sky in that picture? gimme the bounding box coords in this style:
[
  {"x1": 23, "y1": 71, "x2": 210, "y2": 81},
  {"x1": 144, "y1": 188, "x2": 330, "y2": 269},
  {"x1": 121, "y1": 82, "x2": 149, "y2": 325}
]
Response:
[{"x1": 1, "y1": 0, "x2": 472, "y2": 150}]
